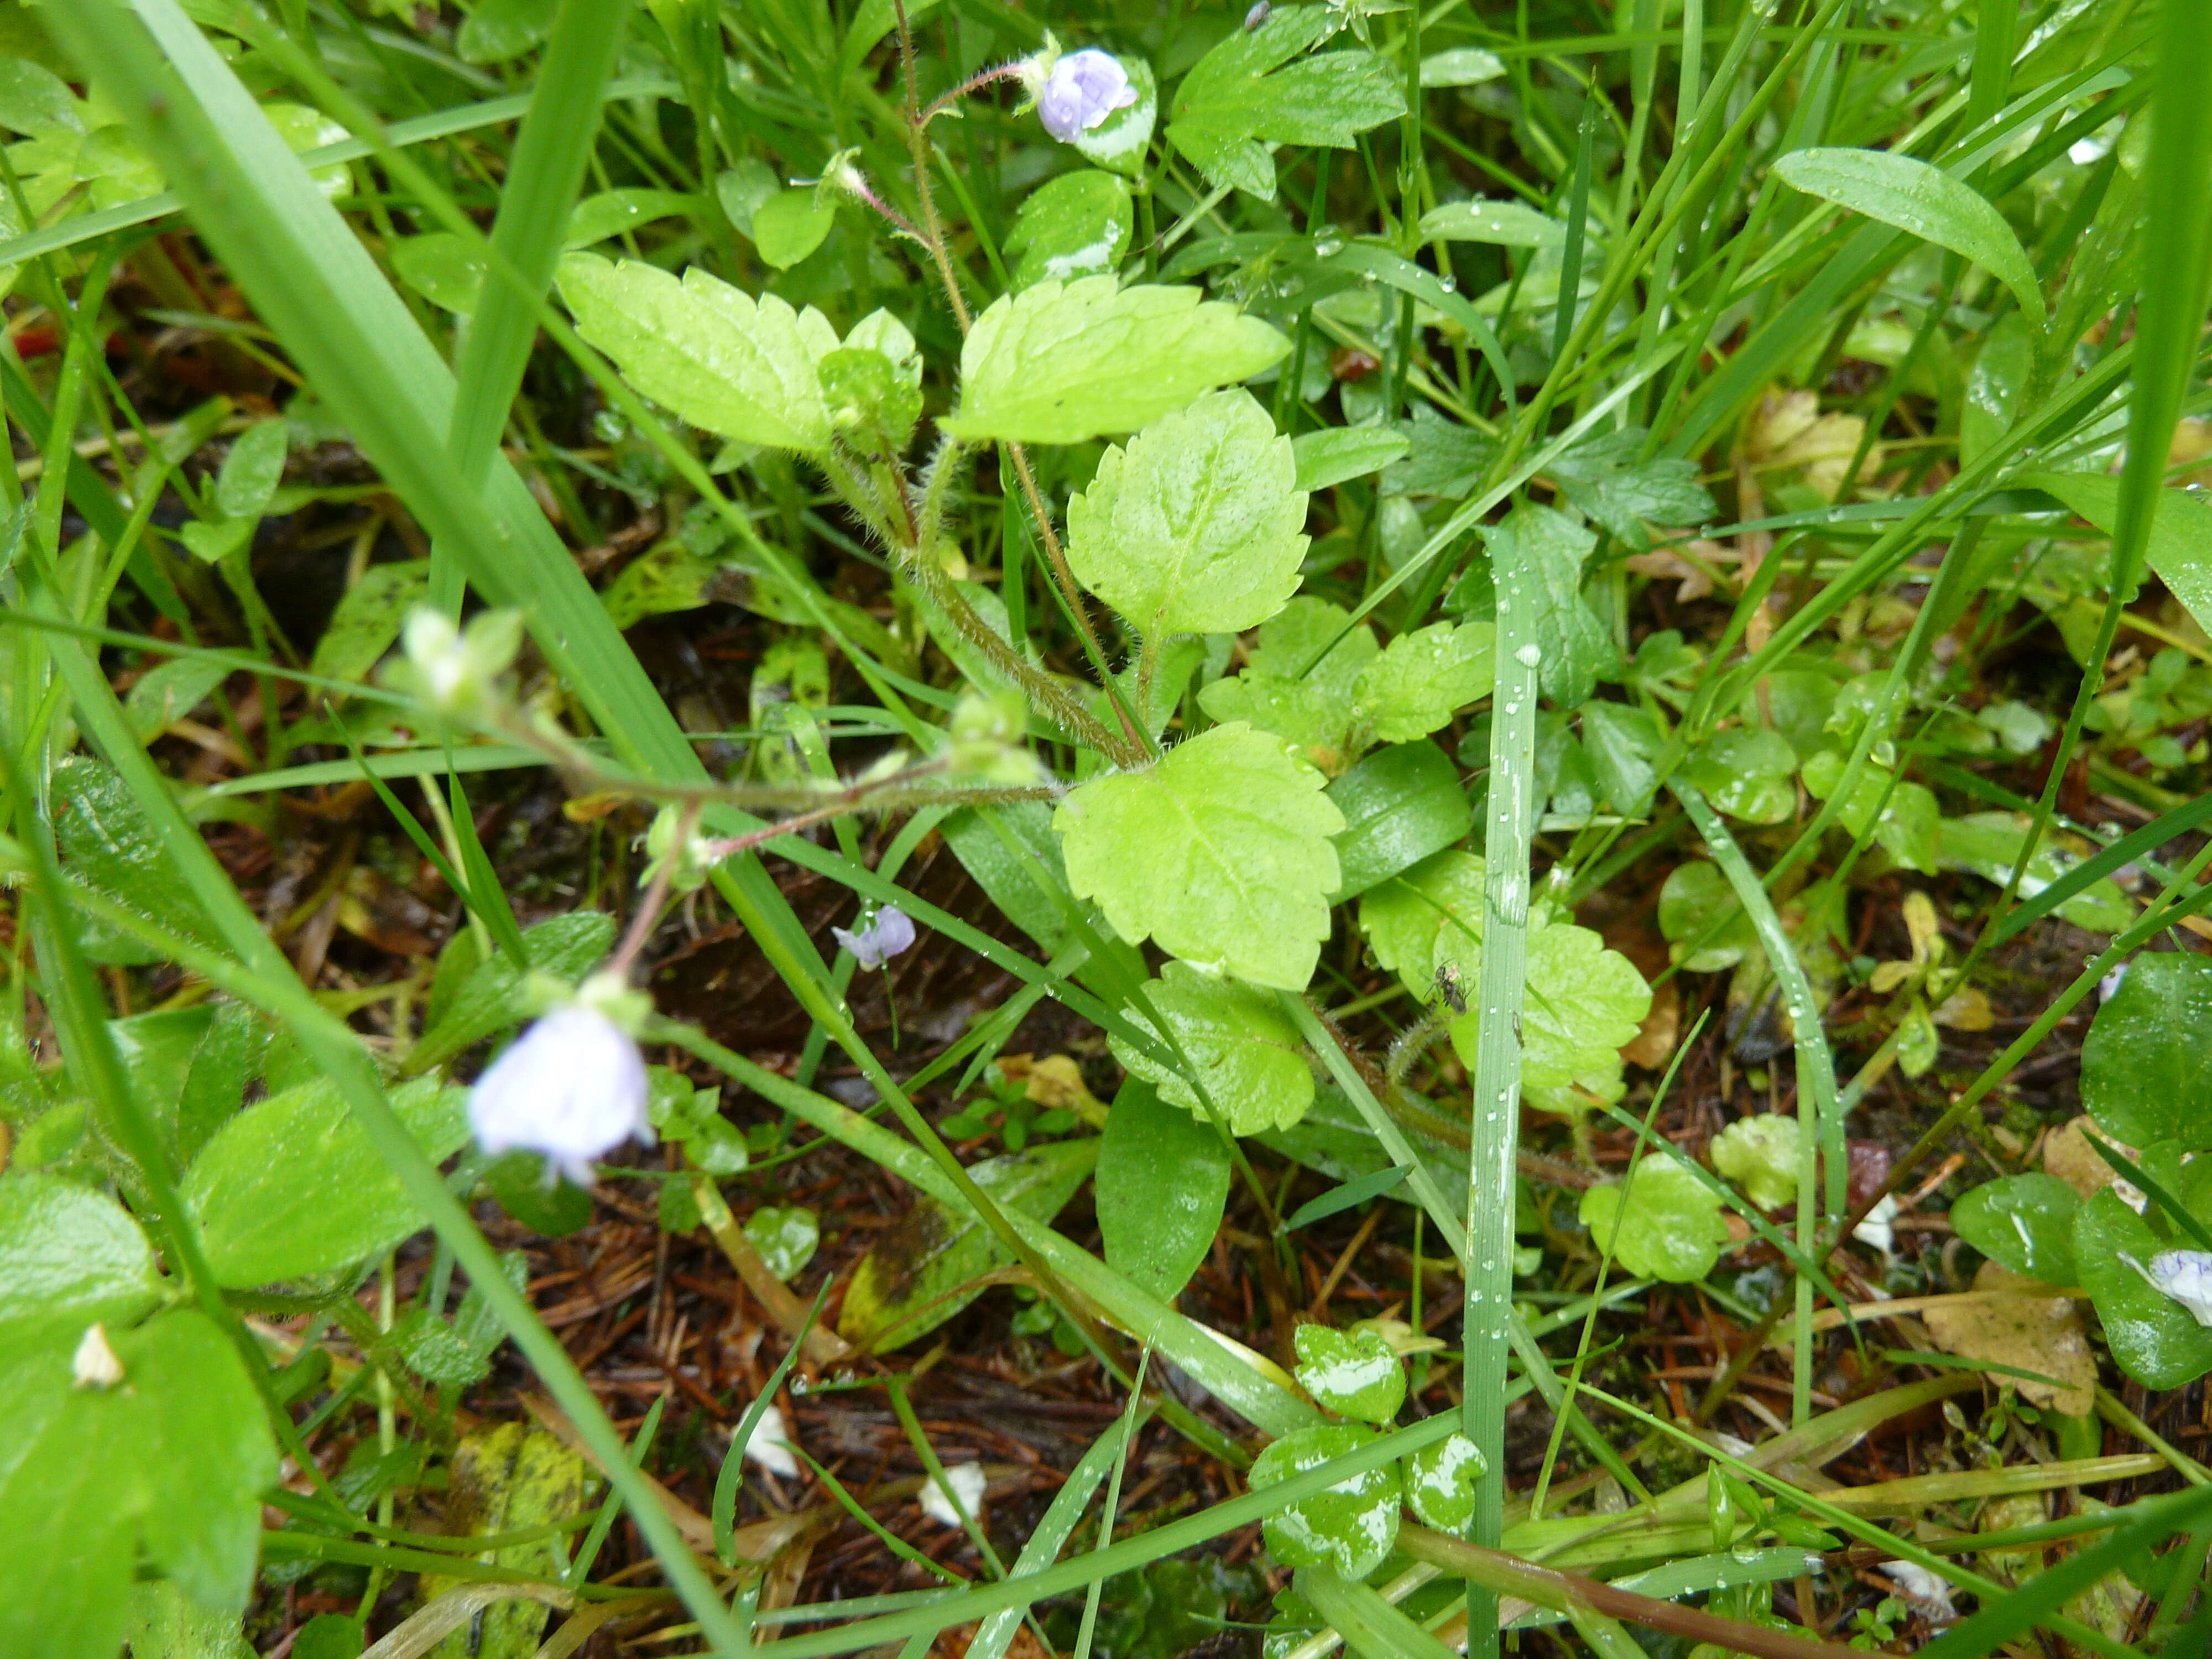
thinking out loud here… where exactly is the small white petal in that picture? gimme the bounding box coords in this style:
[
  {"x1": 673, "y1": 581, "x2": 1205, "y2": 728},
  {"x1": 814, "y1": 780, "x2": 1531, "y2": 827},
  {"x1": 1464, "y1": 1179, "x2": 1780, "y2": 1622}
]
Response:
[
  {"x1": 468, "y1": 1003, "x2": 651, "y2": 1184},
  {"x1": 920, "y1": 1460, "x2": 988, "y2": 1527},
  {"x1": 1880, "y1": 1561, "x2": 1955, "y2": 1619},
  {"x1": 742, "y1": 1404, "x2": 802, "y2": 1479},
  {"x1": 1853, "y1": 1193, "x2": 1898, "y2": 1255},
  {"x1": 72, "y1": 1322, "x2": 124, "y2": 1389},
  {"x1": 2100, "y1": 962, "x2": 2128, "y2": 1003}
]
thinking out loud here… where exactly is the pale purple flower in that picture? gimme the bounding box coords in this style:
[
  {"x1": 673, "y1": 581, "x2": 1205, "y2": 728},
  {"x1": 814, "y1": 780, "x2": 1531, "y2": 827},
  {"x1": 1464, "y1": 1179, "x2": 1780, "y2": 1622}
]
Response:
[
  {"x1": 1037, "y1": 50, "x2": 1137, "y2": 142},
  {"x1": 469, "y1": 1002, "x2": 652, "y2": 1188},
  {"x1": 2146, "y1": 1250, "x2": 2212, "y2": 1327},
  {"x1": 833, "y1": 904, "x2": 916, "y2": 971}
]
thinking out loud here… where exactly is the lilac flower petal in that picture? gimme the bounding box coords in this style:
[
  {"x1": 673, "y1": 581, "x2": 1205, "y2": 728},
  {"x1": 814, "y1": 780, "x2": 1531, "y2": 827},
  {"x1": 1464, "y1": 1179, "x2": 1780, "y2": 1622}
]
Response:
[
  {"x1": 1039, "y1": 49, "x2": 1137, "y2": 143},
  {"x1": 469, "y1": 1003, "x2": 651, "y2": 1186},
  {"x1": 832, "y1": 904, "x2": 917, "y2": 971}
]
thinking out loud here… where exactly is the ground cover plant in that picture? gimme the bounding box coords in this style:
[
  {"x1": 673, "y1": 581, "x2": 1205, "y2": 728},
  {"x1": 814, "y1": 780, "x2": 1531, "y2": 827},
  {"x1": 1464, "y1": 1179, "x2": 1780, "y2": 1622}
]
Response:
[{"x1": 4, "y1": 0, "x2": 2212, "y2": 1654}]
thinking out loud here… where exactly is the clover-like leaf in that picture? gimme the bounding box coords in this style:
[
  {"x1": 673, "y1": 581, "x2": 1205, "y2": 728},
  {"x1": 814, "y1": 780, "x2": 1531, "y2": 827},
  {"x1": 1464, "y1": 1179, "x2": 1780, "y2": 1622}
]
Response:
[
  {"x1": 1056, "y1": 722, "x2": 1343, "y2": 988},
  {"x1": 1248, "y1": 1423, "x2": 1401, "y2": 1578},
  {"x1": 1952, "y1": 1174, "x2": 2079, "y2": 1286},
  {"x1": 1359, "y1": 849, "x2": 1485, "y2": 999},
  {"x1": 556, "y1": 253, "x2": 834, "y2": 452},
  {"x1": 1454, "y1": 921, "x2": 1650, "y2": 1115},
  {"x1": 743, "y1": 1206, "x2": 820, "y2": 1281},
  {"x1": 1709, "y1": 1114, "x2": 1804, "y2": 1211},
  {"x1": 1293, "y1": 1323, "x2": 1405, "y2": 1424},
  {"x1": 1405, "y1": 1433, "x2": 1488, "y2": 1535},
  {"x1": 1799, "y1": 752, "x2": 1940, "y2": 873},
  {"x1": 943, "y1": 277, "x2": 1287, "y2": 445},
  {"x1": 1481, "y1": 504, "x2": 1615, "y2": 707},
  {"x1": 2081, "y1": 953, "x2": 2212, "y2": 1150},
  {"x1": 1578, "y1": 1159, "x2": 1729, "y2": 1283},
  {"x1": 1352, "y1": 620, "x2": 1495, "y2": 743},
  {"x1": 1110, "y1": 962, "x2": 1316, "y2": 1133},
  {"x1": 1067, "y1": 388, "x2": 1307, "y2": 638}
]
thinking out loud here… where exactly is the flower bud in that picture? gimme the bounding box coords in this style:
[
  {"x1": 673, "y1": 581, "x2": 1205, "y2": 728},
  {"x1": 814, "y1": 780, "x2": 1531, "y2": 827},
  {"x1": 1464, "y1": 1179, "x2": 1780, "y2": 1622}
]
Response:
[
  {"x1": 642, "y1": 806, "x2": 717, "y2": 895},
  {"x1": 395, "y1": 606, "x2": 525, "y2": 720},
  {"x1": 1034, "y1": 48, "x2": 1138, "y2": 143}
]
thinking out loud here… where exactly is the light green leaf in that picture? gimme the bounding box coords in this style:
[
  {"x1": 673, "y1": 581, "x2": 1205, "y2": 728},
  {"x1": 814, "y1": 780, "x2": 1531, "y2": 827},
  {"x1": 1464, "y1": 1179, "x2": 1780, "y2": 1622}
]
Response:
[
  {"x1": 2075, "y1": 1188, "x2": 2212, "y2": 1390},
  {"x1": 310, "y1": 560, "x2": 427, "y2": 684},
  {"x1": 743, "y1": 1206, "x2": 820, "y2": 1281},
  {"x1": 0, "y1": 58, "x2": 82, "y2": 136},
  {"x1": 1953, "y1": 1175, "x2": 2079, "y2": 1286},
  {"x1": 1935, "y1": 812, "x2": 2133, "y2": 932},
  {"x1": 837, "y1": 1139, "x2": 1098, "y2": 1349},
  {"x1": 1800, "y1": 751, "x2": 1940, "y2": 872},
  {"x1": 1578, "y1": 1159, "x2": 1730, "y2": 1283},
  {"x1": 1417, "y1": 198, "x2": 1565, "y2": 246},
  {"x1": 1292, "y1": 425, "x2": 1411, "y2": 491},
  {"x1": 1358, "y1": 848, "x2": 1485, "y2": 999},
  {"x1": 1056, "y1": 722, "x2": 1343, "y2": 988},
  {"x1": 0, "y1": 1175, "x2": 163, "y2": 1343},
  {"x1": 944, "y1": 276, "x2": 1288, "y2": 445},
  {"x1": 750, "y1": 188, "x2": 836, "y2": 269},
  {"x1": 1005, "y1": 170, "x2": 1133, "y2": 289},
  {"x1": 1097, "y1": 1077, "x2": 1231, "y2": 1300},
  {"x1": 556, "y1": 252, "x2": 834, "y2": 452},
  {"x1": 53, "y1": 754, "x2": 220, "y2": 966},
  {"x1": 1681, "y1": 727, "x2": 1798, "y2": 826},
  {"x1": 1459, "y1": 920, "x2": 1650, "y2": 1114},
  {"x1": 1067, "y1": 388, "x2": 1306, "y2": 638},
  {"x1": 1352, "y1": 619, "x2": 1495, "y2": 742},
  {"x1": 1292, "y1": 1323, "x2": 1405, "y2": 1423},
  {"x1": 1961, "y1": 314, "x2": 2033, "y2": 466},
  {"x1": 1194, "y1": 597, "x2": 1379, "y2": 773},
  {"x1": 1480, "y1": 505, "x2": 1614, "y2": 707},
  {"x1": 1248, "y1": 1423, "x2": 1401, "y2": 1577},
  {"x1": 178, "y1": 517, "x2": 254, "y2": 564},
  {"x1": 124, "y1": 654, "x2": 231, "y2": 741},
  {"x1": 1071, "y1": 54, "x2": 1157, "y2": 177},
  {"x1": 212, "y1": 419, "x2": 287, "y2": 521},
  {"x1": 186, "y1": 1076, "x2": 471, "y2": 1286},
  {"x1": 1110, "y1": 961, "x2": 1316, "y2": 1133},
  {"x1": 2082, "y1": 953, "x2": 2212, "y2": 1149},
  {"x1": 566, "y1": 187, "x2": 696, "y2": 249},
  {"x1": 1770, "y1": 147, "x2": 2044, "y2": 326},
  {"x1": 1326, "y1": 740, "x2": 1473, "y2": 900},
  {"x1": 1405, "y1": 1432, "x2": 1488, "y2": 1534},
  {"x1": 1709, "y1": 1114, "x2": 1804, "y2": 1210},
  {"x1": 457, "y1": 0, "x2": 556, "y2": 62},
  {"x1": 2019, "y1": 472, "x2": 2212, "y2": 639},
  {"x1": 1167, "y1": 8, "x2": 1405, "y2": 199},
  {"x1": 391, "y1": 231, "x2": 485, "y2": 315},
  {"x1": 406, "y1": 911, "x2": 618, "y2": 1074},
  {"x1": 1418, "y1": 48, "x2": 1505, "y2": 87}
]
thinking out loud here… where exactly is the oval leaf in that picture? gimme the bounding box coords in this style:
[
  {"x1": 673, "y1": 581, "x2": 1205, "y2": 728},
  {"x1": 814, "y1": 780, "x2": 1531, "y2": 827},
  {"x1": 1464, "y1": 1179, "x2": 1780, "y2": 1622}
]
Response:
[
  {"x1": 1952, "y1": 1173, "x2": 2080, "y2": 1286},
  {"x1": 0, "y1": 1175, "x2": 163, "y2": 1342},
  {"x1": 2081, "y1": 953, "x2": 2212, "y2": 1150},
  {"x1": 1292, "y1": 1323, "x2": 1405, "y2": 1424},
  {"x1": 1097, "y1": 1078, "x2": 1231, "y2": 1301},
  {"x1": 1577, "y1": 1159, "x2": 1728, "y2": 1282},
  {"x1": 1248, "y1": 1423, "x2": 1401, "y2": 1578},
  {"x1": 1770, "y1": 148, "x2": 2044, "y2": 326}
]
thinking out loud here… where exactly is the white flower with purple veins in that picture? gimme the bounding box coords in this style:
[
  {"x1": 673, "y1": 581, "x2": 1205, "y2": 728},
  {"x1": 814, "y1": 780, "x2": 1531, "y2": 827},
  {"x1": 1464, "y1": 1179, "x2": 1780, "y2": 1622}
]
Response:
[
  {"x1": 2145, "y1": 1250, "x2": 2212, "y2": 1327},
  {"x1": 1037, "y1": 49, "x2": 1138, "y2": 142},
  {"x1": 468, "y1": 979, "x2": 653, "y2": 1188},
  {"x1": 833, "y1": 904, "x2": 916, "y2": 971}
]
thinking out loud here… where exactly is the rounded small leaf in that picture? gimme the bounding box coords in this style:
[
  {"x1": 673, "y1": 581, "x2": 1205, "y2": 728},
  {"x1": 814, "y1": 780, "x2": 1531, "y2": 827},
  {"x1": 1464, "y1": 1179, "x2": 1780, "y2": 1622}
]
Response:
[
  {"x1": 1578, "y1": 1159, "x2": 1729, "y2": 1283},
  {"x1": 2081, "y1": 953, "x2": 2212, "y2": 1150},
  {"x1": 744, "y1": 1206, "x2": 820, "y2": 1281},
  {"x1": 2075, "y1": 1187, "x2": 2212, "y2": 1390},
  {"x1": 750, "y1": 189, "x2": 836, "y2": 269},
  {"x1": 1709, "y1": 1115, "x2": 1805, "y2": 1211},
  {"x1": 1006, "y1": 169, "x2": 1133, "y2": 288},
  {"x1": 1406, "y1": 1432, "x2": 1488, "y2": 1535},
  {"x1": 1292, "y1": 1323, "x2": 1405, "y2": 1424},
  {"x1": 1248, "y1": 1423, "x2": 1401, "y2": 1578},
  {"x1": 1097, "y1": 1078, "x2": 1231, "y2": 1300},
  {"x1": 1952, "y1": 1173, "x2": 2080, "y2": 1286}
]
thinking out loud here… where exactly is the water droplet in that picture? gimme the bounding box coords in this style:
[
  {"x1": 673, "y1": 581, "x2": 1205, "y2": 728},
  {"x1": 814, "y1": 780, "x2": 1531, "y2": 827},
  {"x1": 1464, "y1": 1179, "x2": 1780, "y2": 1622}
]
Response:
[
  {"x1": 1439, "y1": 275, "x2": 1458, "y2": 293},
  {"x1": 1515, "y1": 641, "x2": 1542, "y2": 667}
]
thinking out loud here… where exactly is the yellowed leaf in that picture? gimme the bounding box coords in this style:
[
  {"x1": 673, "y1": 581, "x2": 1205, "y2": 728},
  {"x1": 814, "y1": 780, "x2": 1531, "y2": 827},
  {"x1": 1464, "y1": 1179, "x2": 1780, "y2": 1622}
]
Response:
[{"x1": 1921, "y1": 1261, "x2": 2094, "y2": 1416}]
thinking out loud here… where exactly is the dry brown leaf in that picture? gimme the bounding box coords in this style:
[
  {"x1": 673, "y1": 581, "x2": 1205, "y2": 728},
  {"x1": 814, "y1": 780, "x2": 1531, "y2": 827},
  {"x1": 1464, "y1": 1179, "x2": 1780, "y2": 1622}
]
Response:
[
  {"x1": 2043, "y1": 1115, "x2": 2136, "y2": 1203},
  {"x1": 1621, "y1": 979, "x2": 1681, "y2": 1069},
  {"x1": 1921, "y1": 1261, "x2": 2094, "y2": 1416}
]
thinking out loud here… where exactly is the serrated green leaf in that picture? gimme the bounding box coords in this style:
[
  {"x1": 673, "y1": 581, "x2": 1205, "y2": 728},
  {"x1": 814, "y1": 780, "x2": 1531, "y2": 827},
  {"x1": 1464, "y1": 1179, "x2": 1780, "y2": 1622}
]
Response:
[
  {"x1": 1545, "y1": 428, "x2": 1714, "y2": 551},
  {"x1": 1455, "y1": 921, "x2": 1650, "y2": 1114},
  {"x1": 1067, "y1": 388, "x2": 1306, "y2": 637},
  {"x1": 310, "y1": 560, "x2": 427, "y2": 683},
  {"x1": 1405, "y1": 1432, "x2": 1488, "y2": 1534},
  {"x1": 1709, "y1": 1114, "x2": 1804, "y2": 1210},
  {"x1": 1326, "y1": 740, "x2": 1473, "y2": 900},
  {"x1": 1352, "y1": 619, "x2": 1495, "y2": 742},
  {"x1": 1005, "y1": 169, "x2": 1133, "y2": 289},
  {"x1": 837, "y1": 1139, "x2": 1098, "y2": 1349},
  {"x1": 1579, "y1": 700, "x2": 1662, "y2": 812},
  {"x1": 943, "y1": 276, "x2": 1288, "y2": 445},
  {"x1": 1291, "y1": 424, "x2": 1411, "y2": 491},
  {"x1": 52, "y1": 755, "x2": 220, "y2": 966},
  {"x1": 2082, "y1": 953, "x2": 2212, "y2": 1149},
  {"x1": 1771, "y1": 147, "x2": 2044, "y2": 326},
  {"x1": 1110, "y1": 961, "x2": 1316, "y2": 1133},
  {"x1": 1480, "y1": 505, "x2": 1614, "y2": 707},
  {"x1": 1097, "y1": 1077, "x2": 1230, "y2": 1300},
  {"x1": 1292, "y1": 1323, "x2": 1405, "y2": 1423},
  {"x1": 1359, "y1": 848, "x2": 1485, "y2": 999},
  {"x1": 556, "y1": 252, "x2": 834, "y2": 452},
  {"x1": 1578, "y1": 1159, "x2": 1729, "y2": 1282},
  {"x1": 2076, "y1": 1187, "x2": 2212, "y2": 1390},
  {"x1": 186, "y1": 1075, "x2": 470, "y2": 1286},
  {"x1": 1194, "y1": 597, "x2": 1379, "y2": 773},
  {"x1": 1056, "y1": 722, "x2": 1343, "y2": 988},
  {"x1": 1248, "y1": 1423, "x2": 1401, "y2": 1577},
  {"x1": 1167, "y1": 8, "x2": 1405, "y2": 199},
  {"x1": 1953, "y1": 1174, "x2": 2079, "y2": 1286},
  {"x1": 405, "y1": 910, "x2": 618, "y2": 1074}
]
